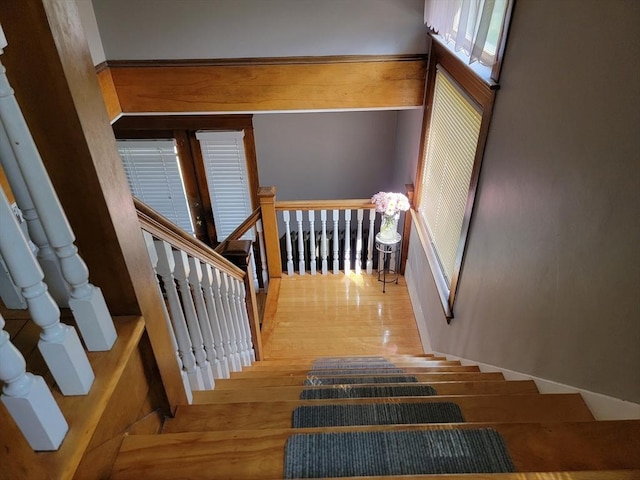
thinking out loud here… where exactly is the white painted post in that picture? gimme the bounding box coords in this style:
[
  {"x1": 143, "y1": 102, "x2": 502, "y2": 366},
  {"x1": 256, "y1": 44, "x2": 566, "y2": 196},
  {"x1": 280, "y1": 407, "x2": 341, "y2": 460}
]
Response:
[
  {"x1": 367, "y1": 208, "x2": 375, "y2": 274},
  {"x1": 172, "y1": 251, "x2": 214, "y2": 390},
  {"x1": 200, "y1": 263, "x2": 231, "y2": 378},
  {"x1": 332, "y1": 210, "x2": 340, "y2": 274},
  {"x1": 308, "y1": 210, "x2": 316, "y2": 275},
  {"x1": 320, "y1": 210, "x2": 328, "y2": 275},
  {"x1": 0, "y1": 188, "x2": 94, "y2": 395},
  {"x1": 250, "y1": 244, "x2": 260, "y2": 291},
  {"x1": 0, "y1": 53, "x2": 116, "y2": 352},
  {"x1": 0, "y1": 125, "x2": 70, "y2": 306},
  {"x1": 142, "y1": 231, "x2": 192, "y2": 403},
  {"x1": 215, "y1": 269, "x2": 242, "y2": 371},
  {"x1": 0, "y1": 313, "x2": 69, "y2": 451},
  {"x1": 344, "y1": 209, "x2": 352, "y2": 274},
  {"x1": 188, "y1": 257, "x2": 222, "y2": 381},
  {"x1": 255, "y1": 219, "x2": 269, "y2": 291},
  {"x1": 282, "y1": 211, "x2": 294, "y2": 275},
  {"x1": 296, "y1": 210, "x2": 305, "y2": 275},
  {"x1": 355, "y1": 209, "x2": 364, "y2": 274},
  {"x1": 154, "y1": 240, "x2": 204, "y2": 391}
]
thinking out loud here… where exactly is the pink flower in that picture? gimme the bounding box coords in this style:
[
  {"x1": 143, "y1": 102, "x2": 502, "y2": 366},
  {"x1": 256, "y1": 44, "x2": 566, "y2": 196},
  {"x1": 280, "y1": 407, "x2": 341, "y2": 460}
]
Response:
[{"x1": 370, "y1": 192, "x2": 410, "y2": 215}]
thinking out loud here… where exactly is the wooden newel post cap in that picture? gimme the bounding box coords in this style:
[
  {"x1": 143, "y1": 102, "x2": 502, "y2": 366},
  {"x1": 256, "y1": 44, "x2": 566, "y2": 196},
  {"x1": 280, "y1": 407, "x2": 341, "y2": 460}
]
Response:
[{"x1": 220, "y1": 239, "x2": 252, "y2": 269}]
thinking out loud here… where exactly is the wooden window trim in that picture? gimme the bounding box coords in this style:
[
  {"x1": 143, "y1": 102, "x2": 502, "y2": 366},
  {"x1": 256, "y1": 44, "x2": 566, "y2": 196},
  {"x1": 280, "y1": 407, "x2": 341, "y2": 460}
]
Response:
[
  {"x1": 113, "y1": 115, "x2": 260, "y2": 247},
  {"x1": 414, "y1": 36, "x2": 496, "y2": 322}
]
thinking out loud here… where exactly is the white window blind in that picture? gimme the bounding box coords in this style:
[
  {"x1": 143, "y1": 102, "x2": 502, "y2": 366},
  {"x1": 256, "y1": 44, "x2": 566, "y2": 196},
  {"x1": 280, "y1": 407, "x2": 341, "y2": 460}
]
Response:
[
  {"x1": 419, "y1": 69, "x2": 482, "y2": 286},
  {"x1": 196, "y1": 131, "x2": 253, "y2": 242},
  {"x1": 117, "y1": 139, "x2": 195, "y2": 235}
]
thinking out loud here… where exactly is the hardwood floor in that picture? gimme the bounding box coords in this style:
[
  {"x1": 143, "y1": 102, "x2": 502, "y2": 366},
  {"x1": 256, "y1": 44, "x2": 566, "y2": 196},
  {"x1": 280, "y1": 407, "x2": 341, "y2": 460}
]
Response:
[{"x1": 261, "y1": 273, "x2": 423, "y2": 358}]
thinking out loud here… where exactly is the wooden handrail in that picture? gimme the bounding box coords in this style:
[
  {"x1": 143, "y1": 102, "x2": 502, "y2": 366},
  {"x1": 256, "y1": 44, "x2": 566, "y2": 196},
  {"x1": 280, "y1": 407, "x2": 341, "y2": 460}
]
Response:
[
  {"x1": 213, "y1": 207, "x2": 261, "y2": 254},
  {"x1": 134, "y1": 198, "x2": 244, "y2": 279},
  {"x1": 276, "y1": 199, "x2": 374, "y2": 211}
]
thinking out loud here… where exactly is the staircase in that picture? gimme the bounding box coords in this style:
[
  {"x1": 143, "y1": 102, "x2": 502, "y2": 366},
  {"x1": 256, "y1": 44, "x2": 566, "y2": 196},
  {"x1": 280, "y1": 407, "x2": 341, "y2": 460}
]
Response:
[{"x1": 110, "y1": 355, "x2": 640, "y2": 479}]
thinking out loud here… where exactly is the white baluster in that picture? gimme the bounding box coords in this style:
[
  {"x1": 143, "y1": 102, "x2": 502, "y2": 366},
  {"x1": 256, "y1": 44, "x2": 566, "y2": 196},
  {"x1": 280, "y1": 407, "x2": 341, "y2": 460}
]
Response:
[
  {"x1": 142, "y1": 231, "x2": 192, "y2": 403},
  {"x1": 282, "y1": 211, "x2": 294, "y2": 275},
  {"x1": 0, "y1": 55, "x2": 116, "y2": 352},
  {"x1": 0, "y1": 313, "x2": 69, "y2": 451},
  {"x1": 200, "y1": 263, "x2": 230, "y2": 378},
  {"x1": 308, "y1": 211, "x2": 316, "y2": 275},
  {"x1": 172, "y1": 251, "x2": 214, "y2": 390},
  {"x1": 255, "y1": 219, "x2": 269, "y2": 291},
  {"x1": 320, "y1": 210, "x2": 328, "y2": 275},
  {"x1": 250, "y1": 244, "x2": 259, "y2": 290},
  {"x1": 233, "y1": 277, "x2": 255, "y2": 363},
  {"x1": 296, "y1": 210, "x2": 305, "y2": 275},
  {"x1": 344, "y1": 209, "x2": 352, "y2": 274},
  {"x1": 226, "y1": 274, "x2": 251, "y2": 367},
  {"x1": 215, "y1": 269, "x2": 242, "y2": 371},
  {"x1": 367, "y1": 208, "x2": 375, "y2": 274},
  {"x1": 332, "y1": 210, "x2": 340, "y2": 274},
  {"x1": 355, "y1": 209, "x2": 364, "y2": 275},
  {"x1": 0, "y1": 188, "x2": 94, "y2": 395},
  {"x1": 154, "y1": 240, "x2": 203, "y2": 391},
  {"x1": 0, "y1": 125, "x2": 70, "y2": 306},
  {"x1": 188, "y1": 257, "x2": 222, "y2": 381}
]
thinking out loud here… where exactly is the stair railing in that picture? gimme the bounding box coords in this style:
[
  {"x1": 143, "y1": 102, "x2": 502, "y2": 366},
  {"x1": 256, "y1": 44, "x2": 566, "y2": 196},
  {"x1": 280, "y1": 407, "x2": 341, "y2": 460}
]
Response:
[
  {"x1": 136, "y1": 199, "x2": 257, "y2": 402},
  {"x1": 259, "y1": 186, "x2": 390, "y2": 277},
  {"x1": 0, "y1": 29, "x2": 116, "y2": 352}
]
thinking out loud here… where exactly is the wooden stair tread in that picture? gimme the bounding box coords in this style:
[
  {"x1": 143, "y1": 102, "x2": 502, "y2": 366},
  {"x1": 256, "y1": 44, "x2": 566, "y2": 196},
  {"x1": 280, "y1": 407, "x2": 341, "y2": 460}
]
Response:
[
  {"x1": 212, "y1": 371, "x2": 507, "y2": 389},
  {"x1": 164, "y1": 393, "x2": 594, "y2": 432},
  {"x1": 192, "y1": 380, "x2": 539, "y2": 403},
  {"x1": 229, "y1": 364, "x2": 481, "y2": 378},
  {"x1": 0, "y1": 316, "x2": 145, "y2": 480},
  {"x1": 248, "y1": 356, "x2": 448, "y2": 367},
  {"x1": 111, "y1": 420, "x2": 640, "y2": 479}
]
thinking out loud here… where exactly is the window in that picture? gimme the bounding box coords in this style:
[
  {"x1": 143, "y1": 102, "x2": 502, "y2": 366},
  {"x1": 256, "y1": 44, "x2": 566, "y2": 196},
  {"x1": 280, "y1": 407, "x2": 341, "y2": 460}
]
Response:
[
  {"x1": 415, "y1": 36, "x2": 496, "y2": 320},
  {"x1": 424, "y1": 0, "x2": 513, "y2": 82},
  {"x1": 196, "y1": 131, "x2": 253, "y2": 242},
  {"x1": 419, "y1": 69, "x2": 481, "y2": 288},
  {"x1": 117, "y1": 139, "x2": 195, "y2": 234}
]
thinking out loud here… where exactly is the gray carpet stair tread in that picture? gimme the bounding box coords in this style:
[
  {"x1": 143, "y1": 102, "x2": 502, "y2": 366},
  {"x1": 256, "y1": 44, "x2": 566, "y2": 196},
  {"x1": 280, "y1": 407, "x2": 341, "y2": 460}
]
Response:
[{"x1": 299, "y1": 384, "x2": 438, "y2": 399}]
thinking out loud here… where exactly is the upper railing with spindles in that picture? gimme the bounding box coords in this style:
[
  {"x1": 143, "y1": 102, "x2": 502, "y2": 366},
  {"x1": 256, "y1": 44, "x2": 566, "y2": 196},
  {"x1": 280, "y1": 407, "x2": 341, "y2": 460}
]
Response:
[
  {"x1": 136, "y1": 199, "x2": 258, "y2": 404},
  {"x1": 257, "y1": 187, "x2": 403, "y2": 279}
]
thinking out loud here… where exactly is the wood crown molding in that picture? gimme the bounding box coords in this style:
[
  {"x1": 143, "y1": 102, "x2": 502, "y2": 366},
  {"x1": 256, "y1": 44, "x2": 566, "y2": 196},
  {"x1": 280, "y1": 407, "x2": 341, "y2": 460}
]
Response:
[{"x1": 104, "y1": 54, "x2": 428, "y2": 68}]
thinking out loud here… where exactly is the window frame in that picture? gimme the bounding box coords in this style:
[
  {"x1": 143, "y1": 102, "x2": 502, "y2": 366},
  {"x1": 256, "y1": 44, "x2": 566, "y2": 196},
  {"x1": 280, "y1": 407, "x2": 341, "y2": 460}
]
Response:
[
  {"x1": 113, "y1": 115, "x2": 260, "y2": 247},
  {"x1": 414, "y1": 38, "x2": 497, "y2": 322}
]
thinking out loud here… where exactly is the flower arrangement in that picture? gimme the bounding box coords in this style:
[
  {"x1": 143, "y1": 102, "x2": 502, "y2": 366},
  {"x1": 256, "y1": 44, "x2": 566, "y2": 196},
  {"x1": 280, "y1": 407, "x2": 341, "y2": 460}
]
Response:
[{"x1": 370, "y1": 191, "x2": 410, "y2": 216}]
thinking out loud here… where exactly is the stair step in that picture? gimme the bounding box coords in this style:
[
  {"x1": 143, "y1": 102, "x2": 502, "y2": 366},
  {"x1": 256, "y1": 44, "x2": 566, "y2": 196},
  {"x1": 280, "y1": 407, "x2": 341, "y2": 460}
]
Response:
[
  {"x1": 243, "y1": 359, "x2": 457, "y2": 372},
  {"x1": 193, "y1": 380, "x2": 539, "y2": 403},
  {"x1": 252, "y1": 355, "x2": 447, "y2": 367},
  {"x1": 212, "y1": 371, "x2": 506, "y2": 389},
  {"x1": 111, "y1": 420, "x2": 640, "y2": 479},
  {"x1": 230, "y1": 364, "x2": 479, "y2": 378},
  {"x1": 164, "y1": 393, "x2": 593, "y2": 433},
  {"x1": 0, "y1": 316, "x2": 145, "y2": 480}
]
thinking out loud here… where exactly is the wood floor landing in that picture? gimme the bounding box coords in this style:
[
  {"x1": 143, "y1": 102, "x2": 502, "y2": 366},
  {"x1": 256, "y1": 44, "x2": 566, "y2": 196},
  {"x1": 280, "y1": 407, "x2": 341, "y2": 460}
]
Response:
[{"x1": 261, "y1": 273, "x2": 423, "y2": 358}]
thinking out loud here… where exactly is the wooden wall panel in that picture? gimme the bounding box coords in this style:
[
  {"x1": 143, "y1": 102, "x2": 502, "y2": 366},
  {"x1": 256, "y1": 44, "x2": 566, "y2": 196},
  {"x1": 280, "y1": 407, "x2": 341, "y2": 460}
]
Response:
[
  {"x1": 97, "y1": 66, "x2": 122, "y2": 121},
  {"x1": 106, "y1": 57, "x2": 427, "y2": 113}
]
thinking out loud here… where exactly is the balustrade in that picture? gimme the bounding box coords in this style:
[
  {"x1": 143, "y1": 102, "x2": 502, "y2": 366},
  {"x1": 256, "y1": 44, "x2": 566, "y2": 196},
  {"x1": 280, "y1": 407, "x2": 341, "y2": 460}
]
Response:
[
  {"x1": 0, "y1": 38, "x2": 116, "y2": 352},
  {"x1": 0, "y1": 188, "x2": 94, "y2": 396},
  {"x1": 273, "y1": 201, "x2": 379, "y2": 277},
  {"x1": 137, "y1": 200, "x2": 256, "y2": 399},
  {"x1": 0, "y1": 313, "x2": 68, "y2": 451}
]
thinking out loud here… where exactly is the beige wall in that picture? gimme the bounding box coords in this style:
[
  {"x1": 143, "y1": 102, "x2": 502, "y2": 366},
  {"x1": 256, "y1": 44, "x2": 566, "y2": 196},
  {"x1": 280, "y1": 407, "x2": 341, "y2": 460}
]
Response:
[{"x1": 406, "y1": 0, "x2": 640, "y2": 403}]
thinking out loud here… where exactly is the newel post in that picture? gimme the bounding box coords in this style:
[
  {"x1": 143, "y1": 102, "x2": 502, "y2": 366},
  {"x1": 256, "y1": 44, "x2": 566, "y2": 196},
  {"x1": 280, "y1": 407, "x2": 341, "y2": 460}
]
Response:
[
  {"x1": 400, "y1": 183, "x2": 415, "y2": 275},
  {"x1": 257, "y1": 187, "x2": 282, "y2": 279},
  {"x1": 220, "y1": 240, "x2": 264, "y2": 361}
]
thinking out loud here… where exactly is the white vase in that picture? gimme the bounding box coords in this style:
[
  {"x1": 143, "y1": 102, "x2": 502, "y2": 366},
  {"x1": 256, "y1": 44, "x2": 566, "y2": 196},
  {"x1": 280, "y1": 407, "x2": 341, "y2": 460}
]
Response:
[{"x1": 379, "y1": 213, "x2": 399, "y2": 242}]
